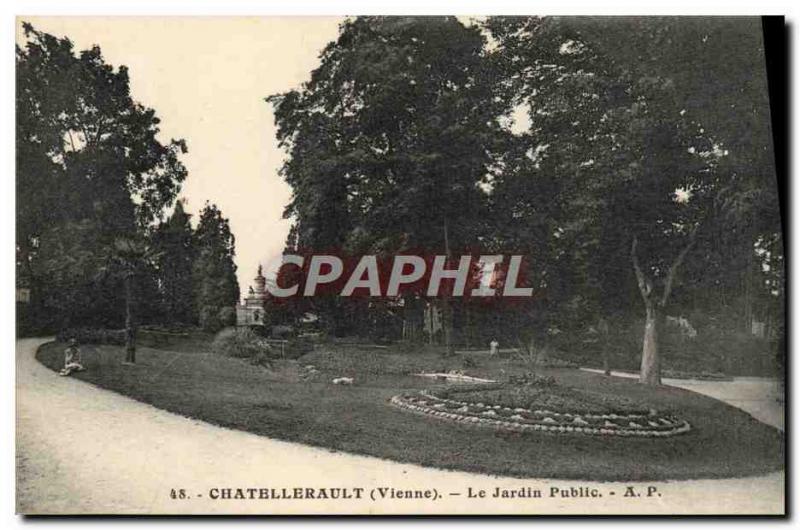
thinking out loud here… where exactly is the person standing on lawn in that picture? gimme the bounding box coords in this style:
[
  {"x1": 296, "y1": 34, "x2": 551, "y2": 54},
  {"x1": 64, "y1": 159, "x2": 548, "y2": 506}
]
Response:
[{"x1": 59, "y1": 338, "x2": 85, "y2": 376}]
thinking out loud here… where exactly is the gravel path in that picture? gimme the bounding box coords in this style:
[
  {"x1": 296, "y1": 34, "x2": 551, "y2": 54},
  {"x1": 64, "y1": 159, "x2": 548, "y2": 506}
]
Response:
[
  {"x1": 580, "y1": 368, "x2": 785, "y2": 431},
  {"x1": 16, "y1": 338, "x2": 784, "y2": 515}
]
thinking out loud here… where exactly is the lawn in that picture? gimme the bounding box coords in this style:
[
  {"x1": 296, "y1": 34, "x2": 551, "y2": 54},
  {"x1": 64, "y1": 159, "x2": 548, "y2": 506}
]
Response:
[{"x1": 36, "y1": 340, "x2": 784, "y2": 481}]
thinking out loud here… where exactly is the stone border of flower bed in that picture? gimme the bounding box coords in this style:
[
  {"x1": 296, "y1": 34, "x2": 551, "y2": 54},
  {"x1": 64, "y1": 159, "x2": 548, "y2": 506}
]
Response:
[{"x1": 389, "y1": 391, "x2": 691, "y2": 438}]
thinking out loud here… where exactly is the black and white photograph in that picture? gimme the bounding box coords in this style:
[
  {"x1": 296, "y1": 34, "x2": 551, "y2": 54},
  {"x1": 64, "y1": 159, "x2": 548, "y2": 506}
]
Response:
[{"x1": 10, "y1": 11, "x2": 787, "y2": 517}]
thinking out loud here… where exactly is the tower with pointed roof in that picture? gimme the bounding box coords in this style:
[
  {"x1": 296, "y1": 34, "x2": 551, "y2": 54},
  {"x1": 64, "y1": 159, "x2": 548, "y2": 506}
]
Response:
[{"x1": 236, "y1": 263, "x2": 269, "y2": 326}]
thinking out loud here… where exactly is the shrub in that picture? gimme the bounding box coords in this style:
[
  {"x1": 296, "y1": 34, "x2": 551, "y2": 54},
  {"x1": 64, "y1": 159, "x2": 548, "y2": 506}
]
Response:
[
  {"x1": 462, "y1": 355, "x2": 480, "y2": 369},
  {"x1": 283, "y1": 337, "x2": 314, "y2": 359},
  {"x1": 199, "y1": 305, "x2": 222, "y2": 332},
  {"x1": 212, "y1": 327, "x2": 273, "y2": 360},
  {"x1": 507, "y1": 371, "x2": 557, "y2": 386},
  {"x1": 56, "y1": 327, "x2": 126, "y2": 346},
  {"x1": 512, "y1": 342, "x2": 579, "y2": 369},
  {"x1": 536, "y1": 357, "x2": 580, "y2": 369},
  {"x1": 578, "y1": 317, "x2": 781, "y2": 377},
  {"x1": 514, "y1": 339, "x2": 551, "y2": 365},
  {"x1": 442, "y1": 383, "x2": 650, "y2": 416},
  {"x1": 250, "y1": 324, "x2": 269, "y2": 337},
  {"x1": 217, "y1": 306, "x2": 237, "y2": 327},
  {"x1": 270, "y1": 325, "x2": 295, "y2": 339},
  {"x1": 250, "y1": 349, "x2": 274, "y2": 368}
]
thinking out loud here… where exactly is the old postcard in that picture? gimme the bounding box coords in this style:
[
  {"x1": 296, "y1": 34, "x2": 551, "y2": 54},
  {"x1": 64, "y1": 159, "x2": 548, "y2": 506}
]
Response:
[{"x1": 14, "y1": 15, "x2": 785, "y2": 516}]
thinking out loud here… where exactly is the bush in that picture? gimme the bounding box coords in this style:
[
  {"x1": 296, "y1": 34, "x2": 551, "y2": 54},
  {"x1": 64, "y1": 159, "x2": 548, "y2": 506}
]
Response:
[
  {"x1": 283, "y1": 337, "x2": 315, "y2": 359},
  {"x1": 270, "y1": 325, "x2": 295, "y2": 339},
  {"x1": 212, "y1": 327, "x2": 273, "y2": 361},
  {"x1": 250, "y1": 324, "x2": 269, "y2": 337},
  {"x1": 199, "y1": 305, "x2": 222, "y2": 333},
  {"x1": 462, "y1": 356, "x2": 478, "y2": 369},
  {"x1": 250, "y1": 349, "x2": 274, "y2": 368},
  {"x1": 584, "y1": 318, "x2": 780, "y2": 377},
  {"x1": 217, "y1": 306, "x2": 237, "y2": 327},
  {"x1": 536, "y1": 357, "x2": 580, "y2": 369},
  {"x1": 512, "y1": 342, "x2": 579, "y2": 369},
  {"x1": 507, "y1": 371, "x2": 557, "y2": 386},
  {"x1": 441, "y1": 382, "x2": 651, "y2": 416},
  {"x1": 56, "y1": 327, "x2": 126, "y2": 346}
]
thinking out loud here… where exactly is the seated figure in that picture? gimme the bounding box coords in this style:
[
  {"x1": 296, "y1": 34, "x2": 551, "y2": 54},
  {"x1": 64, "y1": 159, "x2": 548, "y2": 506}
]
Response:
[{"x1": 59, "y1": 338, "x2": 86, "y2": 376}]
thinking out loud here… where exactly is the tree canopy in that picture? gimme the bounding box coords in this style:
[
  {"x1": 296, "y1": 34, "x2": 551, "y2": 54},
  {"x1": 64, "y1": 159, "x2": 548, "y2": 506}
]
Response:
[
  {"x1": 268, "y1": 16, "x2": 783, "y2": 382},
  {"x1": 17, "y1": 24, "x2": 239, "y2": 335}
]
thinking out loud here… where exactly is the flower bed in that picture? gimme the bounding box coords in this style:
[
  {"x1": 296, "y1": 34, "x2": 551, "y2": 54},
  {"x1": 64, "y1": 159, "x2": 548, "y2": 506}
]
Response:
[
  {"x1": 413, "y1": 372, "x2": 496, "y2": 384},
  {"x1": 390, "y1": 382, "x2": 691, "y2": 438}
]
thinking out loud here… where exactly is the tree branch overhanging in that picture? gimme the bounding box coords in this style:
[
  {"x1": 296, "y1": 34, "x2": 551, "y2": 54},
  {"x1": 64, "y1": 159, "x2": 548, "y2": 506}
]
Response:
[
  {"x1": 660, "y1": 226, "x2": 698, "y2": 307},
  {"x1": 631, "y1": 235, "x2": 652, "y2": 303}
]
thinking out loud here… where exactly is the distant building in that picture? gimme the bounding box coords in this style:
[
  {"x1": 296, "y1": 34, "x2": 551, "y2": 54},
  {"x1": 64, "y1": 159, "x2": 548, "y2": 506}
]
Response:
[{"x1": 236, "y1": 264, "x2": 269, "y2": 327}]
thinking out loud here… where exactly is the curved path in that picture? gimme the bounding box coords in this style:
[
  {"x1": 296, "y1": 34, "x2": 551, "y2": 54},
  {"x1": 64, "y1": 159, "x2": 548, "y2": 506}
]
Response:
[
  {"x1": 580, "y1": 368, "x2": 785, "y2": 431},
  {"x1": 16, "y1": 338, "x2": 784, "y2": 515}
]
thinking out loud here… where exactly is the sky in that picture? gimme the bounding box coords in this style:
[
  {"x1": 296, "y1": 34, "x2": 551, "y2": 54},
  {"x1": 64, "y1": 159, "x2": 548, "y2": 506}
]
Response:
[{"x1": 17, "y1": 16, "x2": 345, "y2": 296}]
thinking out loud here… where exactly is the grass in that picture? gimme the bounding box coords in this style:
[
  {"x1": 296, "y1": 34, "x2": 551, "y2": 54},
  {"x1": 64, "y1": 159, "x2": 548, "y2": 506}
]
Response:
[{"x1": 36, "y1": 340, "x2": 784, "y2": 481}]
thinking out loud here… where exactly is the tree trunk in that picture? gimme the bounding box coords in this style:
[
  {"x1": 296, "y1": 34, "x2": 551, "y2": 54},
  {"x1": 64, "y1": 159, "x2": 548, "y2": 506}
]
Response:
[
  {"x1": 599, "y1": 318, "x2": 611, "y2": 376},
  {"x1": 124, "y1": 273, "x2": 136, "y2": 364},
  {"x1": 639, "y1": 304, "x2": 661, "y2": 385},
  {"x1": 402, "y1": 295, "x2": 423, "y2": 342},
  {"x1": 465, "y1": 304, "x2": 474, "y2": 349},
  {"x1": 441, "y1": 216, "x2": 455, "y2": 356},
  {"x1": 741, "y1": 230, "x2": 757, "y2": 333},
  {"x1": 441, "y1": 297, "x2": 454, "y2": 356},
  {"x1": 631, "y1": 232, "x2": 696, "y2": 386}
]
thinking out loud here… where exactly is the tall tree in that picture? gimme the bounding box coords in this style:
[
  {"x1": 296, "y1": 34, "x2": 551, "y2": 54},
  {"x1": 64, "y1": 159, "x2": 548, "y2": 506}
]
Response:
[
  {"x1": 152, "y1": 199, "x2": 196, "y2": 324},
  {"x1": 16, "y1": 23, "x2": 188, "y2": 331},
  {"x1": 106, "y1": 236, "x2": 158, "y2": 363},
  {"x1": 269, "y1": 16, "x2": 506, "y2": 347},
  {"x1": 192, "y1": 203, "x2": 240, "y2": 331},
  {"x1": 488, "y1": 17, "x2": 730, "y2": 384},
  {"x1": 560, "y1": 16, "x2": 783, "y2": 335},
  {"x1": 33, "y1": 219, "x2": 108, "y2": 330}
]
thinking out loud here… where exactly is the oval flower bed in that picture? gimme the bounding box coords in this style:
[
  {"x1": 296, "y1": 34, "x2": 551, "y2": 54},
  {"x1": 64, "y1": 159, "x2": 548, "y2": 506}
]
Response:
[{"x1": 390, "y1": 381, "x2": 691, "y2": 438}]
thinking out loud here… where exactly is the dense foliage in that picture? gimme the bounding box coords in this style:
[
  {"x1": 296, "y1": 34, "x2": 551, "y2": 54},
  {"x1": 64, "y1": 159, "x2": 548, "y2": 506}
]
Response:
[
  {"x1": 16, "y1": 24, "x2": 240, "y2": 340},
  {"x1": 269, "y1": 16, "x2": 783, "y2": 382}
]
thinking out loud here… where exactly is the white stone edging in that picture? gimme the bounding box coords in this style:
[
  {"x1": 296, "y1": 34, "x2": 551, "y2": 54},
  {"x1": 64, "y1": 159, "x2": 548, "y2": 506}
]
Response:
[{"x1": 389, "y1": 393, "x2": 691, "y2": 438}]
